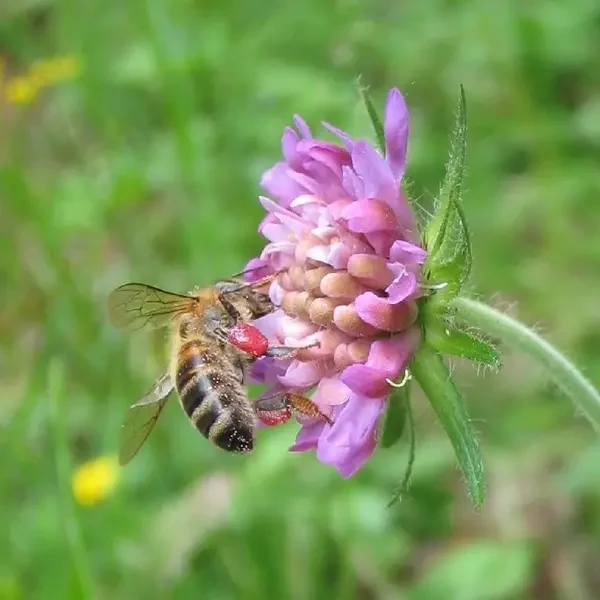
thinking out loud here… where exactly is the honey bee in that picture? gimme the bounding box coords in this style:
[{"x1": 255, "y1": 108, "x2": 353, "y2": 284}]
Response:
[{"x1": 108, "y1": 271, "x2": 330, "y2": 465}]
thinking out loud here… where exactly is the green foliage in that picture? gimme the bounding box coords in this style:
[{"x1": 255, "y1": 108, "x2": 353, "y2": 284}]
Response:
[
  {"x1": 424, "y1": 86, "x2": 472, "y2": 307},
  {"x1": 358, "y1": 80, "x2": 386, "y2": 152},
  {"x1": 411, "y1": 345, "x2": 486, "y2": 508},
  {"x1": 384, "y1": 385, "x2": 417, "y2": 508},
  {"x1": 2, "y1": 0, "x2": 600, "y2": 598},
  {"x1": 425, "y1": 318, "x2": 501, "y2": 368},
  {"x1": 380, "y1": 382, "x2": 409, "y2": 449},
  {"x1": 410, "y1": 540, "x2": 536, "y2": 600}
]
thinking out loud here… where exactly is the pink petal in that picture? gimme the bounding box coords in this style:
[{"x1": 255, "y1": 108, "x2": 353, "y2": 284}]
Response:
[
  {"x1": 278, "y1": 360, "x2": 330, "y2": 388},
  {"x1": 310, "y1": 226, "x2": 336, "y2": 242},
  {"x1": 289, "y1": 420, "x2": 326, "y2": 452},
  {"x1": 261, "y1": 223, "x2": 291, "y2": 243},
  {"x1": 302, "y1": 162, "x2": 347, "y2": 203},
  {"x1": 364, "y1": 230, "x2": 395, "y2": 258},
  {"x1": 366, "y1": 332, "x2": 421, "y2": 378},
  {"x1": 327, "y1": 241, "x2": 352, "y2": 269},
  {"x1": 288, "y1": 171, "x2": 321, "y2": 196},
  {"x1": 321, "y1": 122, "x2": 354, "y2": 151},
  {"x1": 294, "y1": 114, "x2": 312, "y2": 139},
  {"x1": 260, "y1": 163, "x2": 307, "y2": 206},
  {"x1": 260, "y1": 240, "x2": 295, "y2": 260},
  {"x1": 281, "y1": 127, "x2": 302, "y2": 169},
  {"x1": 340, "y1": 364, "x2": 391, "y2": 397},
  {"x1": 251, "y1": 311, "x2": 282, "y2": 340},
  {"x1": 384, "y1": 88, "x2": 409, "y2": 182},
  {"x1": 349, "y1": 143, "x2": 417, "y2": 239},
  {"x1": 395, "y1": 189, "x2": 419, "y2": 241},
  {"x1": 389, "y1": 240, "x2": 428, "y2": 265},
  {"x1": 305, "y1": 244, "x2": 331, "y2": 264},
  {"x1": 278, "y1": 314, "x2": 318, "y2": 340},
  {"x1": 269, "y1": 281, "x2": 287, "y2": 305},
  {"x1": 341, "y1": 165, "x2": 365, "y2": 200},
  {"x1": 336, "y1": 228, "x2": 373, "y2": 256},
  {"x1": 289, "y1": 330, "x2": 352, "y2": 362},
  {"x1": 305, "y1": 241, "x2": 351, "y2": 269},
  {"x1": 249, "y1": 357, "x2": 289, "y2": 385},
  {"x1": 341, "y1": 198, "x2": 398, "y2": 233},
  {"x1": 326, "y1": 198, "x2": 353, "y2": 220},
  {"x1": 351, "y1": 141, "x2": 397, "y2": 208},
  {"x1": 277, "y1": 213, "x2": 311, "y2": 237},
  {"x1": 300, "y1": 140, "x2": 351, "y2": 176},
  {"x1": 317, "y1": 394, "x2": 385, "y2": 477},
  {"x1": 312, "y1": 376, "x2": 352, "y2": 406},
  {"x1": 242, "y1": 257, "x2": 272, "y2": 282},
  {"x1": 259, "y1": 197, "x2": 310, "y2": 237},
  {"x1": 386, "y1": 269, "x2": 418, "y2": 304},
  {"x1": 332, "y1": 432, "x2": 378, "y2": 478},
  {"x1": 354, "y1": 291, "x2": 417, "y2": 332},
  {"x1": 290, "y1": 194, "x2": 324, "y2": 208}
]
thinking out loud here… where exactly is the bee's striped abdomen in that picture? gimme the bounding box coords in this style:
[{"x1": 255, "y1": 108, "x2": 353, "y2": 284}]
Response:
[{"x1": 175, "y1": 340, "x2": 254, "y2": 452}]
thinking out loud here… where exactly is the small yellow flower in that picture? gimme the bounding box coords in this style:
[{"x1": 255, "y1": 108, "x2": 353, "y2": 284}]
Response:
[
  {"x1": 72, "y1": 455, "x2": 120, "y2": 507},
  {"x1": 4, "y1": 76, "x2": 39, "y2": 105}
]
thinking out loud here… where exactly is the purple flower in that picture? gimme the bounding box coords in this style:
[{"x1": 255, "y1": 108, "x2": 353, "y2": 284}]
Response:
[{"x1": 246, "y1": 88, "x2": 426, "y2": 477}]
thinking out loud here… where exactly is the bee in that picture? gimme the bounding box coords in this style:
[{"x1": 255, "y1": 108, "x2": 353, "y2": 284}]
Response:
[{"x1": 108, "y1": 271, "x2": 330, "y2": 465}]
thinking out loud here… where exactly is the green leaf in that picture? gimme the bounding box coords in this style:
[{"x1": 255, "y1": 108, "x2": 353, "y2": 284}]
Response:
[
  {"x1": 411, "y1": 344, "x2": 486, "y2": 508},
  {"x1": 425, "y1": 319, "x2": 501, "y2": 367},
  {"x1": 387, "y1": 389, "x2": 417, "y2": 508},
  {"x1": 424, "y1": 86, "x2": 472, "y2": 303},
  {"x1": 357, "y1": 78, "x2": 386, "y2": 152},
  {"x1": 380, "y1": 382, "x2": 409, "y2": 449}
]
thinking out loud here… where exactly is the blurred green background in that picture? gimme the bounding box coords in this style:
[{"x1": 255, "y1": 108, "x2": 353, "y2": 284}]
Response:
[{"x1": 2, "y1": 0, "x2": 600, "y2": 598}]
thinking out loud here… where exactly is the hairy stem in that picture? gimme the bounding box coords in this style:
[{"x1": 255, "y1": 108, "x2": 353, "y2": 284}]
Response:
[{"x1": 452, "y1": 297, "x2": 600, "y2": 432}]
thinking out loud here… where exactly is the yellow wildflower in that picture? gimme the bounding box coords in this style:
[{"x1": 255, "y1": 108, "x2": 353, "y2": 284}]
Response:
[
  {"x1": 4, "y1": 76, "x2": 39, "y2": 105},
  {"x1": 72, "y1": 455, "x2": 120, "y2": 507},
  {"x1": 2, "y1": 54, "x2": 82, "y2": 106}
]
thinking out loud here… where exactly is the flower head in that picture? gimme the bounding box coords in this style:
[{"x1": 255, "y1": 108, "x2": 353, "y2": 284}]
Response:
[
  {"x1": 72, "y1": 455, "x2": 120, "y2": 507},
  {"x1": 245, "y1": 88, "x2": 427, "y2": 477}
]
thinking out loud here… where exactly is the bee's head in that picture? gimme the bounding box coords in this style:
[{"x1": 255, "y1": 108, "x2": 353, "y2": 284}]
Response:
[{"x1": 215, "y1": 280, "x2": 274, "y2": 321}]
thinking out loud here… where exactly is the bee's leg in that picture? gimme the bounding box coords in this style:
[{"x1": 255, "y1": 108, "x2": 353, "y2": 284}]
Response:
[
  {"x1": 255, "y1": 391, "x2": 333, "y2": 427},
  {"x1": 263, "y1": 341, "x2": 321, "y2": 360},
  {"x1": 286, "y1": 393, "x2": 333, "y2": 425},
  {"x1": 218, "y1": 271, "x2": 282, "y2": 297},
  {"x1": 217, "y1": 292, "x2": 243, "y2": 322},
  {"x1": 254, "y1": 394, "x2": 293, "y2": 427}
]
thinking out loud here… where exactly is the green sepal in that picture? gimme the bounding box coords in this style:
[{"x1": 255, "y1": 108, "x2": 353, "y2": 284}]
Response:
[
  {"x1": 357, "y1": 78, "x2": 386, "y2": 153},
  {"x1": 423, "y1": 86, "x2": 472, "y2": 303},
  {"x1": 387, "y1": 392, "x2": 416, "y2": 508},
  {"x1": 425, "y1": 317, "x2": 501, "y2": 368},
  {"x1": 411, "y1": 343, "x2": 486, "y2": 508},
  {"x1": 380, "y1": 380, "x2": 410, "y2": 449}
]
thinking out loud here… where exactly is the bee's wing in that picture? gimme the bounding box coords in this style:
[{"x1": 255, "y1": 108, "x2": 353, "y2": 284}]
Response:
[
  {"x1": 108, "y1": 283, "x2": 200, "y2": 332},
  {"x1": 118, "y1": 373, "x2": 175, "y2": 466}
]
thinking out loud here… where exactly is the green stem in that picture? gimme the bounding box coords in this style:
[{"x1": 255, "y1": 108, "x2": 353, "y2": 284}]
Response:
[{"x1": 452, "y1": 297, "x2": 600, "y2": 432}]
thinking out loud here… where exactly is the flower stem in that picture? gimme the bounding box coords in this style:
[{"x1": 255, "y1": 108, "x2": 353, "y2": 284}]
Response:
[{"x1": 452, "y1": 297, "x2": 600, "y2": 432}]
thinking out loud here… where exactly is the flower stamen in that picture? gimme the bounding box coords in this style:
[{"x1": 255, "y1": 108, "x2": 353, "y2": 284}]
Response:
[{"x1": 386, "y1": 369, "x2": 412, "y2": 389}]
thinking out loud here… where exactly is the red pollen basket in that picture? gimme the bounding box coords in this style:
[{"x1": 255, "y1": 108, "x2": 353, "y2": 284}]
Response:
[{"x1": 227, "y1": 323, "x2": 269, "y2": 358}]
